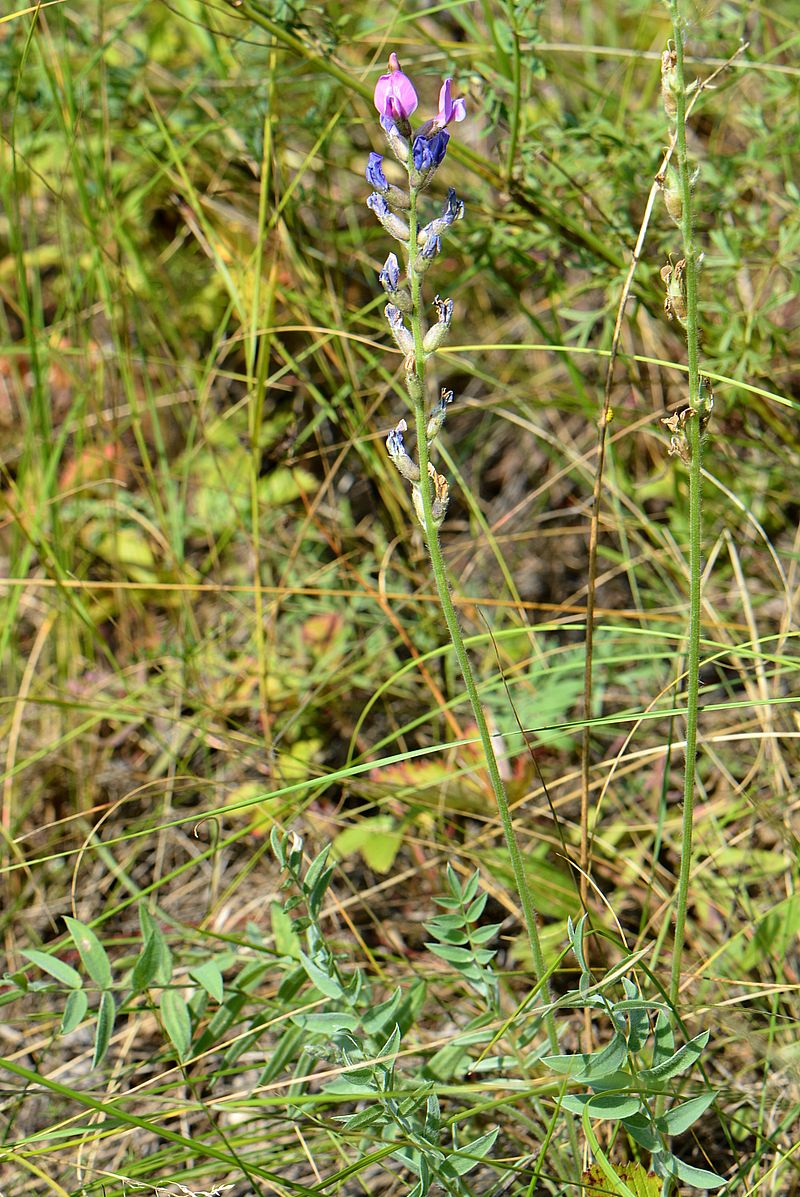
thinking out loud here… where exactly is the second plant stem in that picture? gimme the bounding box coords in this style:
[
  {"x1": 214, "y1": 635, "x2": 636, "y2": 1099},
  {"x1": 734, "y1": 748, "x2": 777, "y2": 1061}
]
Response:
[
  {"x1": 667, "y1": 4, "x2": 704, "y2": 1008},
  {"x1": 405, "y1": 186, "x2": 559, "y2": 1053}
]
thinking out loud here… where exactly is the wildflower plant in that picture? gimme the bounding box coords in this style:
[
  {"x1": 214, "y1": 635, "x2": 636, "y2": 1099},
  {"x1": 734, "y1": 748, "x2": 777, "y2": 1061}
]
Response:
[{"x1": 366, "y1": 52, "x2": 560, "y2": 1055}]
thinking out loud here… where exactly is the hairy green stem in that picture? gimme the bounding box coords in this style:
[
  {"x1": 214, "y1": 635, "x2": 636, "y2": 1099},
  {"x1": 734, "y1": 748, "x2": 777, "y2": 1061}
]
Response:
[
  {"x1": 667, "y1": 4, "x2": 704, "y2": 1008},
  {"x1": 405, "y1": 188, "x2": 558, "y2": 1051}
]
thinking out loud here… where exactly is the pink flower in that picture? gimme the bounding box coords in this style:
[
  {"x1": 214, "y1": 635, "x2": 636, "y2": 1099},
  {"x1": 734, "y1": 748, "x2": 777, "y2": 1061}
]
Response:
[
  {"x1": 373, "y1": 52, "x2": 419, "y2": 124},
  {"x1": 435, "y1": 78, "x2": 467, "y2": 127}
]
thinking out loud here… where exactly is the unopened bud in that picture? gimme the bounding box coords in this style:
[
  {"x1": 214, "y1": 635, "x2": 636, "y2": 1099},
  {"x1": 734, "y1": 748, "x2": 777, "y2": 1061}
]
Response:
[
  {"x1": 385, "y1": 304, "x2": 415, "y2": 354},
  {"x1": 367, "y1": 192, "x2": 410, "y2": 241},
  {"x1": 381, "y1": 116, "x2": 410, "y2": 164},
  {"x1": 661, "y1": 45, "x2": 680, "y2": 121},
  {"x1": 386, "y1": 419, "x2": 420, "y2": 482},
  {"x1": 426, "y1": 388, "x2": 454, "y2": 443},
  {"x1": 414, "y1": 235, "x2": 441, "y2": 274},
  {"x1": 406, "y1": 372, "x2": 424, "y2": 403},
  {"x1": 656, "y1": 165, "x2": 683, "y2": 224},
  {"x1": 422, "y1": 295, "x2": 454, "y2": 353},
  {"x1": 419, "y1": 188, "x2": 464, "y2": 245}
]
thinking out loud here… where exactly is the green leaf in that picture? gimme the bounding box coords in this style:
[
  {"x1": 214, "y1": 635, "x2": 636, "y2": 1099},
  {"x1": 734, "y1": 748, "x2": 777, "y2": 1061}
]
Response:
[
  {"x1": 444, "y1": 1128, "x2": 499, "y2": 1177},
  {"x1": 639, "y1": 1030, "x2": 709, "y2": 1084},
  {"x1": 561, "y1": 1092, "x2": 642, "y2": 1120},
  {"x1": 131, "y1": 934, "x2": 163, "y2": 992},
  {"x1": 298, "y1": 951, "x2": 344, "y2": 998},
  {"x1": 161, "y1": 988, "x2": 192, "y2": 1059},
  {"x1": 333, "y1": 817, "x2": 402, "y2": 875},
  {"x1": 621, "y1": 978, "x2": 650, "y2": 1053},
  {"x1": 652, "y1": 1010, "x2": 675, "y2": 1067},
  {"x1": 426, "y1": 943, "x2": 478, "y2": 965},
  {"x1": 543, "y1": 1031, "x2": 628, "y2": 1083},
  {"x1": 657, "y1": 1091, "x2": 717, "y2": 1135},
  {"x1": 622, "y1": 1112, "x2": 660, "y2": 1152},
  {"x1": 136, "y1": 908, "x2": 172, "y2": 984},
  {"x1": 362, "y1": 988, "x2": 402, "y2": 1037},
  {"x1": 22, "y1": 949, "x2": 82, "y2": 990},
  {"x1": 64, "y1": 918, "x2": 112, "y2": 990},
  {"x1": 92, "y1": 989, "x2": 115, "y2": 1068},
  {"x1": 60, "y1": 989, "x2": 89, "y2": 1035},
  {"x1": 188, "y1": 960, "x2": 224, "y2": 1004},
  {"x1": 270, "y1": 902, "x2": 301, "y2": 959},
  {"x1": 666, "y1": 1154, "x2": 727, "y2": 1189},
  {"x1": 290, "y1": 1011, "x2": 360, "y2": 1034}
]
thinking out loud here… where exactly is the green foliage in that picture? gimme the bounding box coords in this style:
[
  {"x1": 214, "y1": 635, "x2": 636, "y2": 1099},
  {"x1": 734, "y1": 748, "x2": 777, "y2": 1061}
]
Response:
[
  {"x1": 543, "y1": 917, "x2": 725, "y2": 1189},
  {"x1": 424, "y1": 865, "x2": 501, "y2": 1008}
]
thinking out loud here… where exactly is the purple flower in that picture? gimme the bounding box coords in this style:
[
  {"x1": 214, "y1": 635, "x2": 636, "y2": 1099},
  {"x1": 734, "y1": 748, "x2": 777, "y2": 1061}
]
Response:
[
  {"x1": 435, "y1": 78, "x2": 467, "y2": 128},
  {"x1": 366, "y1": 152, "x2": 388, "y2": 191},
  {"x1": 420, "y1": 235, "x2": 441, "y2": 260},
  {"x1": 419, "y1": 188, "x2": 464, "y2": 245},
  {"x1": 366, "y1": 192, "x2": 390, "y2": 219},
  {"x1": 379, "y1": 252, "x2": 400, "y2": 292},
  {"x1": 442, "y1": 188, "x2": 464, "y2": 222},
  {"x1": 374, "y1": 52, "x2": 418, "y2": 125},
  {"x1": 386, "y1": 418, "x2": 420, "y2": 482},
  {"x1": 411, "y1": 129, "x2": 450, "y2": 173},
  {"x1": 433, "y1": 295, "x2": 453, "y2": 328},
  {"x1": 385, "y1": 303, "x2": 414, "y2": 353}
]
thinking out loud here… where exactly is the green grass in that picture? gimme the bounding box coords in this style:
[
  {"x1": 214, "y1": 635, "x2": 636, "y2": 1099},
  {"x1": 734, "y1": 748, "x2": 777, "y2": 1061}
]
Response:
[{"x1": 0, "y1": 1, "x2": 799, "y2": 1195}]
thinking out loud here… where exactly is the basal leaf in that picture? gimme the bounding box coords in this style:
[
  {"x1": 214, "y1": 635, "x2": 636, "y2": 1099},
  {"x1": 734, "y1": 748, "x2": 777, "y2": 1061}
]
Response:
[
  {"x1": 22, "y1": 949, "x2": 82, "y2": 990},
  {"x1": 92, "y1": 989, "x2": 115, "y2": 1068},
  {"x1": 667, "y1": 1154, "x2": 727, "y2": 1189},
  {"x1": 188, "y1": 960, "x2": 224, "y2": 1004},
  {"x1": 639, "y1": 1030, "x2": 709, "y2": 1084},
  {"x1": 561, "y1": 1092, "x2": 642, "y2": 1120},
  {"x1": 161, "y1": 988, "x2": 192, "y2": 1059},
  {"x1": 60, "y1": 988, "x2": 89, "y2": 1035},
  {"x1": 444, "y1": 1128, "x2": 499, "y2": 1177},
  {"x1": 543, "y1": 1031, "x2": 628, "y2": 1083},
  {"x1": 64, "y1": 917, "x2": 111, "y2": 990},
  {"x1": 657, "y1": 1091, "x2": 717, "y2": 1136},
  {"x1": 131, "y1": 934, "x2": 162, "y2": 992},
  {"x1": 299, "y1": 951, "x2": 344, "y2": 999}
]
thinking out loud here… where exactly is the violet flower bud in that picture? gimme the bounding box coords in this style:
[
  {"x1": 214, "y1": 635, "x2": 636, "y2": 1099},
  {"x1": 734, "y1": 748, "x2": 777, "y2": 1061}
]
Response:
[
  {"x1": 422, "y1": 295, "x2": 454, "y2": 353},
  {"x1": 386, "y1": 418, "x2": 420, "y2": 483},
  {"x1": 366, "y1": 152, "x2": 388, "y2": 192},
  {"x1": 414, "y1": 234, "x2": 441, "y2": 274},
  {"x1": 385, "y1": 303, "x2": 415, "y2": 355},
  {"x1": 366, "y1": 152, "x2": 410, "y2": 210},
  {"x1": 419, "y1": 188, "x2": 464, "y2": 245},
  {"x1": 410, "y1": 129, "x2": 451, "y2": 187},
  {"x1": 381, "y1": 117, "x2": 410, "y2": 164},
  {"x1": 367, "y1": 191, "x2": 410, "y2": 241},
  {"x1": 379, "y1": 251, "x2": 400, "y2": 292},
  {"x1": 426, "y1": 388, "x2": 454, "y2": 443},
  {"x1": 378, "y1": 253, "x2": 412, "y2": 310}
]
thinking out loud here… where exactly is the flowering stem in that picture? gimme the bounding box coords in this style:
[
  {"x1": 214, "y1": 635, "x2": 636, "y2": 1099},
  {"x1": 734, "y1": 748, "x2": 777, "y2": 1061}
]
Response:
[
  {"x1": 666, "y1": 4, "x2": 703, "y2": 1009},
  {"x1": 405, "y1": 185, "x2": 558, "y2": 1052}
]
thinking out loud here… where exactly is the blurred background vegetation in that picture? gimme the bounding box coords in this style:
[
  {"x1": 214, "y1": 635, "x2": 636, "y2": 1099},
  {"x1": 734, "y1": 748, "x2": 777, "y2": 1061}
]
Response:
[{"x1": 0, "y1": 0, "x2": 798, "y2": 1193}]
